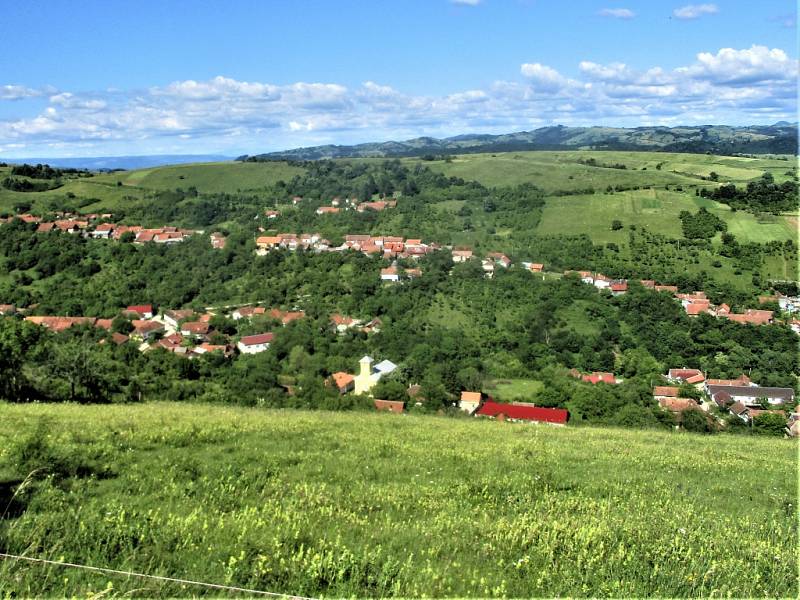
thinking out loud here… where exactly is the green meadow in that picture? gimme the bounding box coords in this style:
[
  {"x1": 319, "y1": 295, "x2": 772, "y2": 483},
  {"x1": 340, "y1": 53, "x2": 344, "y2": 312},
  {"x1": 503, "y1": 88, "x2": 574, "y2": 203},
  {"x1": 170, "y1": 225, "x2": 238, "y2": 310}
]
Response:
[
  {"x1": 414, "y1": 150, "x2": 796, "y2": 191},
  {"x1": 0, "y1": 402, "x2": 795, "y2": 598},
  {"x1": 93, "y1": 160, "x2": 306, "y2": 193},
  {"x1": 537, "y1": 188, "x2": 796, "y2": 245}
]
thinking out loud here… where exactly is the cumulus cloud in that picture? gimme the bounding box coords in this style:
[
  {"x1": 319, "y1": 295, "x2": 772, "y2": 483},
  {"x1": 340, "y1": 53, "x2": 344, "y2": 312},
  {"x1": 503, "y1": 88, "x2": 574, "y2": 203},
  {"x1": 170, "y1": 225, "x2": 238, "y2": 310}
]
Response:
[
  {"x1": 598, "y1": 8, "x2": 635, "y2": 19},
  {"x1": 673, "y1": 4, "x2": 718, "y2": 20},
  {"x1": 0, "y1": 44, "x2": 796, "y2": 156},
  {"x1": 520, "y1": 63, "x2": 571, "y2": 92}
]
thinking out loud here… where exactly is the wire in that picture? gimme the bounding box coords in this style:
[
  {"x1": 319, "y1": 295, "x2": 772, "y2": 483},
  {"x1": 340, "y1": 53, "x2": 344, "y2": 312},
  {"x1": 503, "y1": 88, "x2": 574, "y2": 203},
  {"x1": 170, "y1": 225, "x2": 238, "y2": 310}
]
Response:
[{"x1": 0, "y1": 552, "x2": 317, "y2": 599}]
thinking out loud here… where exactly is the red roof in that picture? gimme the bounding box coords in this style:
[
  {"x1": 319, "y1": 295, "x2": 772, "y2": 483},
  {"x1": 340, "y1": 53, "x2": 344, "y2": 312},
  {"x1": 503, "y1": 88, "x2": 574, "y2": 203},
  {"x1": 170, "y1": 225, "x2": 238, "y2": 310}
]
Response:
[
  {"x1": 476, "y1": 401, "x2": 569, "y2": 424},
  {"x1": 239, "y1": 332, "x2": 274, "y2": 346},
  {"x1": 126, "y1": 304, "x2": 153, "y2": 315},
  {"x1": 582, "y1": 372, "x2": 617, "y2": 385}
]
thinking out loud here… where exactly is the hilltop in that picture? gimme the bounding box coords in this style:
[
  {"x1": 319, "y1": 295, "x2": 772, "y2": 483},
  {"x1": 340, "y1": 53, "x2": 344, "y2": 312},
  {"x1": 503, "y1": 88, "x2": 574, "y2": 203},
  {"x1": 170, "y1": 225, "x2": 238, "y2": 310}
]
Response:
[
  {"x1": 240, "y1": 123, "x2": 799, "y2": 161},
  {"x1": 0, "y1": 402, "x2": 795, "y2": 597}
]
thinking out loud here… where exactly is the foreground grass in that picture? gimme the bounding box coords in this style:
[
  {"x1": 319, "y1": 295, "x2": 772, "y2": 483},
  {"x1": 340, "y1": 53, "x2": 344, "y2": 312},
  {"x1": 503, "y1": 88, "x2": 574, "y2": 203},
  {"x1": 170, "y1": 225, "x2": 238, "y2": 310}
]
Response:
[{"x1": 0, "y1": 402, "x2": 796, "y2": 598}]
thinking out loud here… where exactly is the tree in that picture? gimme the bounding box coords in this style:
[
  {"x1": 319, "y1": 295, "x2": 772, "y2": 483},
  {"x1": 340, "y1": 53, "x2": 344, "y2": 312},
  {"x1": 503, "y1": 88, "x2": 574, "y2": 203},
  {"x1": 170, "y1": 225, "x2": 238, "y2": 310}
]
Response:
[
  {"x1": 681, "y1": 408, "x2": 716, "y2": 434},
  {"x1": 752, "y1": 412, "x2": 786, "y2": 437},
  {"x1": 611, "y1": 219, "x2": 623, "y2": 231},
  {"x1": 371, "y1": 379, "x2": 408, "y2": 402}
]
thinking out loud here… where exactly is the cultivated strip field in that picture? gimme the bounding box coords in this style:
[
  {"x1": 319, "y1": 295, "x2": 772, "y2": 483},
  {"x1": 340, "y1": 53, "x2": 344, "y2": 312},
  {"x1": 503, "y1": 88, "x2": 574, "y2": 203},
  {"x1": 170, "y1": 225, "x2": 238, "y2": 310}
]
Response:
[{"x1": 0, "y1": 402, "x2": 795, "y2": 598}]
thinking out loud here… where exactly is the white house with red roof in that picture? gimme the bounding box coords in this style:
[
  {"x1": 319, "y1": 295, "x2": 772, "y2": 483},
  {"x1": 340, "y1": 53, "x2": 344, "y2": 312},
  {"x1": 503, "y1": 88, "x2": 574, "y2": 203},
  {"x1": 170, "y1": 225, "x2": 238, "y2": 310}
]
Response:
[{"x1": 237, "y1": 332, "x2": 274, "y2": 354}]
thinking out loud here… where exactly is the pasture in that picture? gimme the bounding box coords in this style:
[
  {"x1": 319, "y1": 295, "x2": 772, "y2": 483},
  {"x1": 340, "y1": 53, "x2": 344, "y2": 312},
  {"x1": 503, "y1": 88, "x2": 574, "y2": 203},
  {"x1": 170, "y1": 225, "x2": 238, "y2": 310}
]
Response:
[
  {"x1": 0, "y1": 402, "x2": 795, "y2": 598},
  {"x1": 536, "y1": 188, "x2": 796, "y2": 245}
]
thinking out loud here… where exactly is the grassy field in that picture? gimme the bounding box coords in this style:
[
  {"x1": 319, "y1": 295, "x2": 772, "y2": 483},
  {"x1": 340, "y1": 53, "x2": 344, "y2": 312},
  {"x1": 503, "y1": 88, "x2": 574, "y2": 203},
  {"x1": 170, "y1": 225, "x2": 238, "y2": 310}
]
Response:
[
  {"x1": 0, "y1": 402, "x2": 795, "y2": 598},
  {"x1": 412, "y1": 150, "x2": 796, "y2": 192},
  {"x1": 483, "y1": 378, "x2": 544, "y2": 401},
  {"x1": 92, "y1": 161, "x2": 306, "y2": 194},
  {"x1": 537, "y1": 188, "x2": 796, "y2": 244}
]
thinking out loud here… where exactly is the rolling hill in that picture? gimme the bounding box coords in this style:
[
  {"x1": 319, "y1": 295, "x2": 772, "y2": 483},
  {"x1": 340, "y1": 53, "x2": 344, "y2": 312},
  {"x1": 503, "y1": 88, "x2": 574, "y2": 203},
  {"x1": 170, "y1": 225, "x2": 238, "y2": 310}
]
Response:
[{"x1": 240, "y1": 123, "x2": 799, "y2": 161}]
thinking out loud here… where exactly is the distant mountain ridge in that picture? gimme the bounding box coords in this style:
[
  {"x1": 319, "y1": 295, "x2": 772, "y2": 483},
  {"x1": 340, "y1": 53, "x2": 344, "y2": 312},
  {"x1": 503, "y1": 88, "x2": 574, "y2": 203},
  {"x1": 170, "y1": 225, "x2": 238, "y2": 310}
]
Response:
[
  {"x1": 240, "y1": 123, "x2": 798, "y2": 161},
  {"x1": 1, "y1": 154, "x2": 233, "y2": 170}
]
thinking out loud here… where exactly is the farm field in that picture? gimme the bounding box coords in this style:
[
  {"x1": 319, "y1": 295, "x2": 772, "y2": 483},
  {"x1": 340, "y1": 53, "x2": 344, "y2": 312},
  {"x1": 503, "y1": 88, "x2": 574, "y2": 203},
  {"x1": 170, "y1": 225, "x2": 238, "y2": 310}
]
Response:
[
  {"x1": 536, "y1": 188, "x2": 797, "y2": 245},
  {"x1": 0, "y1": 402, "x2": 796, "y2": 598},
  {"x1": 412, "y1": 150, "x2": 796, "y2": 192}
]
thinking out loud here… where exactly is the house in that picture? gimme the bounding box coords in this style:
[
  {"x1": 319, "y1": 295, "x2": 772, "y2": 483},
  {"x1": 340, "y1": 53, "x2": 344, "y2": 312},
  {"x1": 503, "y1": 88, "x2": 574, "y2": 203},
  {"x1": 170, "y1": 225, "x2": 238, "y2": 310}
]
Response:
[
  {"x1": 36, "y1": 222, "x2": 56, "y2": 233},
  {"x1": 126, "y1": 304, "x2": 154, "y2": 319},
  {"x1": 475, "y1": 401, "x2": 569, "y2": 425},
  {"x1": 292, "y1": 196, "x2": 303, "y2": 205},
  {"x1": 374, "y1": 399, "x2": 405, "y2": 413},
  {"x1": 380, "y1": 265, "x2": 400, "y2": 282},
  {"x1": 180, "y1": 321, "x2": 210, "y2": 339},
  {"x1": 268, "y1": 309, "x2": 305, "y2": 325},
  {"x1": 712, "y1": 391, "x2": 733, "y2": 409},
  {"x1": 653, "y1": 386, "x2": 680, "y2": 399},
  {"x1": 452, "y1": 249, "x2": 473, "y2": 263},
  {"x1": 265, "y1": 210, "x2": 280, "y2": 219},
  {"x1": 316, "y1": 207, "x2": 339, "y2": 215},
  {"x1": 25, "y1": 316, "x2": 96, "y2": 333},
  {"x1": 580, "y1": 372, "x2": 617, "y2": 385},
  {"x1": 405, "y1": 268, "x2": 422, "y2": 279},
  {"x1": 353, "y1": 355, "x2": 397, "y2": 395},
  {"x1": 529, "y1": 263, "x2": 544, "y2": 273},
  {"x1": 0, "y1": 304, "x2": 15, "y2": 315},
  {"x1": 164, "y1": 309, "x2": 194, "y2": 329},
  {"x1": 111, "y1": 332, "x2": 129, "y2": 345},
  {"x1": 459, "y1": 391, "x2": 483, "y2": 414},
  {"x1": 593, "y1": 274, "x2": 612, "y2": 290},
  {"x1": 155, "y1": 333, "x2": 186, "y2": 353},
  {"x1": 210, "y1": 232, "x2": 227, "y2": 249},
  {"x1": 667, "y1": 368, "x2": 706, "y2": 387},
  {"x1": 790, "y1": 319, "x2": 800, "y2": 335},
  {"x1": 658, "y1": 397, "x2": 699, "y2": 412},
  {"x1": 331, "y1": 372, "x2": 355, "y2": 394},
  {"x1": 231, "y1": 306, "x2": 266, "y2": 320},
  {"x1": 255, "y1": 236, "x2": 282, "y2": 252},
  {"x1": 728, "y1": 401, "x2": 750, "y2": 422},
  {"x1": 640, "y1": 279, "x2": 656, "y2": 289},
  {"x1": 706, "y1": 373, "x2": 752, "y2": 388},
  {"x1": 131, "y1": 320, "x2": 164, "y2": 340},
  {"x1": 193, "y1": 343, "x2": 229, "y2": 356},
  {"x1": 486, "y1": 252, "x2": 511, "y2": 268},
  {"x1": 610, "y1": 280, "x2": 628, "y2": 296},
  {"x1": 361, "y1": 317, "x2": 382, "y2": 334},
  {"x1": 685, "y1": 301, "x2": 712, "y2": 317},
  {"x1": 95, "y1": 319, "x2": 114, "y2": 331},
  {"x1": 91, "y1": 223, "x2": 116, "y2": 239},
  {"x1": 481, "y1": 259, "x2": 495, "y2": 276},
  {"x1": 237, "y1": 332, "x2": 274, "y2": 354},
  {"x1": 330, "y1": 313, "x2": 360, "y2": 332},
  {"x1": 655, "y1": 285, "x2": 679, "y2": 293},
  {"x1": 705, "y1": 384, "x2": 794, "y2": 407}
]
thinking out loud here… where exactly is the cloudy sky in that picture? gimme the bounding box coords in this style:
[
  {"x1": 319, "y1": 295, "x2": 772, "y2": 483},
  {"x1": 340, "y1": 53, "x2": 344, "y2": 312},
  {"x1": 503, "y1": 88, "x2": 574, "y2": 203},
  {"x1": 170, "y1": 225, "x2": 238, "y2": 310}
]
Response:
[{"x1": 0, "y1": 0, "x2": 796, "y2": 157}]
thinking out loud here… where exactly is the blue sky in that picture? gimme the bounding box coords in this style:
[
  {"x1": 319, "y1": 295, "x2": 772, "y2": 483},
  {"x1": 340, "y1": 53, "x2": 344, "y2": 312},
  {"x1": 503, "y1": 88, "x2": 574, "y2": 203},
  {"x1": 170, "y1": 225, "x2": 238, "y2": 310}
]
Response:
[{"x1": 0, "y1": 0, "x2": 796, "y2": 157}]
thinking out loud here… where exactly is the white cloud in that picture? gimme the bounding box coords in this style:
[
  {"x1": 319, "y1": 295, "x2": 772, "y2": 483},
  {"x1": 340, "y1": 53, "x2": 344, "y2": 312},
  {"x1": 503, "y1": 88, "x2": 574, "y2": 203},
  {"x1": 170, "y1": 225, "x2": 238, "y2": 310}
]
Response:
[
  {"x1": 450, "y1": 0, "x2": 481, "y2": 5},
  {"x1": 680, "y1": 45, "x2": 798, "y2": 84},
  {"x1": 0, "y1": 46, "x2": 796, "y2": 156},
  {"x1": 598, "y1": 8, "x2": 635, "y2": 19},
  {"x1": 520, "y1": 63, "x2": 570, "y2": 91},
  {"x1": 673, "y1": 4, "x2": 718, "y2": 20},
  {"x1": 1, "y1": 84, "x2": 47, "y2": 100}
]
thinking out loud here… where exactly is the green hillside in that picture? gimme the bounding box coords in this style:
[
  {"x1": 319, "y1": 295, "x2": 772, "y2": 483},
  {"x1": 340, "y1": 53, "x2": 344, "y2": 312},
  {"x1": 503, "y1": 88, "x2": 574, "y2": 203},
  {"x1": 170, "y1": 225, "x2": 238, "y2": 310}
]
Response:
[
  {"x1": 537, "y1": 188, "x2": 796, "y2": 244},
  {"x1": 411, "y1": 150, "x2": 795, "y2": 191},
  {"x1": 0, "y1": 402, "x2": 795, "y2": 598},
  {"x1": 93, "y1": 160, "x2": 306, "y2": 193}
]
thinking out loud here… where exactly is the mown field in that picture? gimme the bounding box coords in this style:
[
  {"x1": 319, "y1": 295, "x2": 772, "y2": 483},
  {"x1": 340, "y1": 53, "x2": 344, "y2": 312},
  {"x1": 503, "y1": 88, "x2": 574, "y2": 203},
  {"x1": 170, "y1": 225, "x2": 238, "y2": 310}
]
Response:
[
  {"x1": 414, "y1": 150, "x2": 796, "y2": 191},
  {"x1": 0, "y1": 402, "x2": 795, "y2": 598}
]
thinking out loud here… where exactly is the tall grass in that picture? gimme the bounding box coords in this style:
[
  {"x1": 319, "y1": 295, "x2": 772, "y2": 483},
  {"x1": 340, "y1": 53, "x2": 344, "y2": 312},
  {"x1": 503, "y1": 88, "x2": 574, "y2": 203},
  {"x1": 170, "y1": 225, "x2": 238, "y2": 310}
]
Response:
[{"x1": 0, "y1": 402, "x2": 796, "y2": 597}]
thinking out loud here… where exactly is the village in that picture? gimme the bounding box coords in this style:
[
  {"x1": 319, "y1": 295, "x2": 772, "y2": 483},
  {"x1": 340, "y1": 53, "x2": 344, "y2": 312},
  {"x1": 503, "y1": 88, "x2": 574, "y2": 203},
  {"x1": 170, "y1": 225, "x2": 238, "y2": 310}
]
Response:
[{"x1": 1, "y1": 204, "x2": 798, "y2": 436}]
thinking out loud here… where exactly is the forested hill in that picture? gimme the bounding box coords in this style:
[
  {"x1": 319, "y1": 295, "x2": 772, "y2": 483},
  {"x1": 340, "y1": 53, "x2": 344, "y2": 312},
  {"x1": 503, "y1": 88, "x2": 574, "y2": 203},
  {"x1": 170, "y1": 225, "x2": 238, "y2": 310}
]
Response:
[{"x1": 240, "y1": 123, "x2": 798, "y2": 161}]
